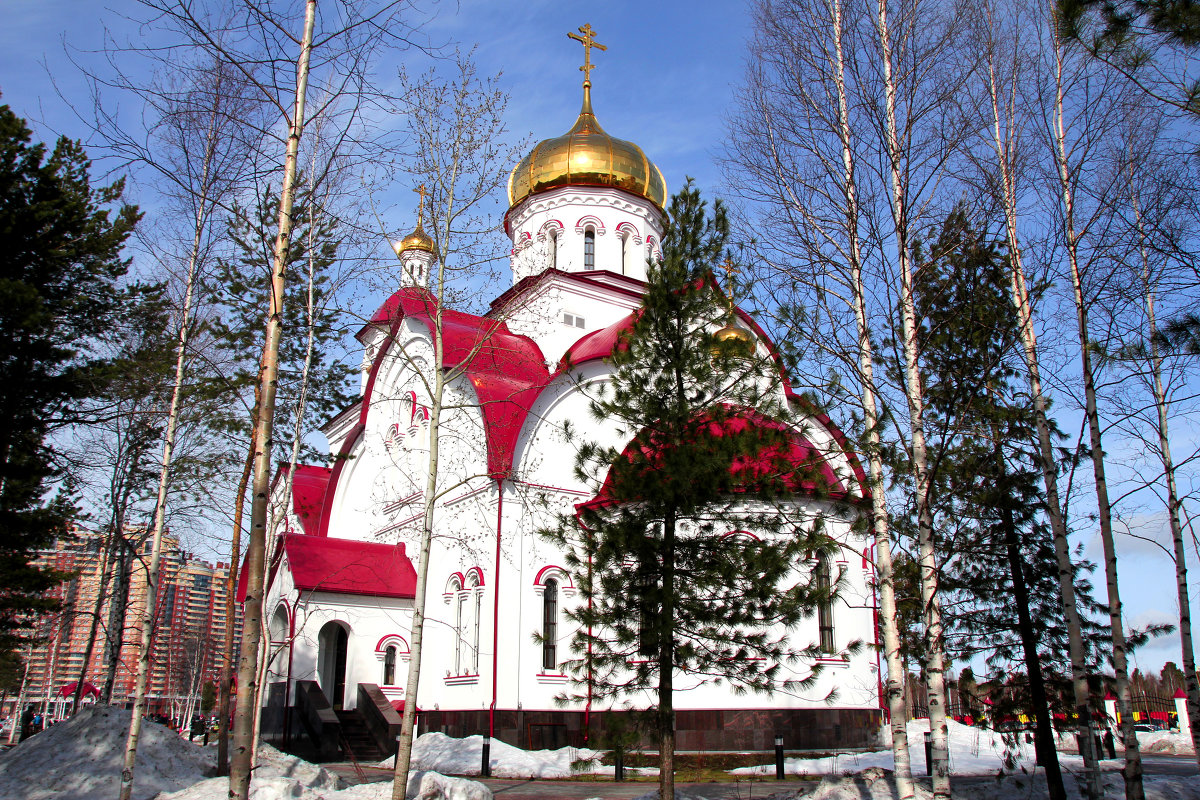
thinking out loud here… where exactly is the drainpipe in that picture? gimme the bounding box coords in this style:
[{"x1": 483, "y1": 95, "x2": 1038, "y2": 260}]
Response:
[
  {"x1": 489, "y1": 479, "x2": 504, "y2": 741},
  {"x1": 283, "y1": 594, "x2": 297, "y2": 747}
]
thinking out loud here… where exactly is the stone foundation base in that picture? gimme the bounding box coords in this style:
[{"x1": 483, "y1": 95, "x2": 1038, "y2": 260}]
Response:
[{"x1": 416, "y1": 707, "x2": 883, "y2": 752}]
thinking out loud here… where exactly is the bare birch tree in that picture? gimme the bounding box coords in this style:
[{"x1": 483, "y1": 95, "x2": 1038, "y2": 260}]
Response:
[
  {"x1": 1100, "y1": 114, "x2": 1200, "y2": 768},
  {"x1": 726, "y1": 1, "x2": 915, "y2": 793},
  {"x1": 964, "y1": 2, "x2": 1102, "y2": 794},
  {"x1": 868, "y1": 1, "x2": 972, "y2": 793},
  {"x1": 1041, "y1": 6, "x2": 1147, "y2": 796},
  {"x1": 385, "y1": 53, "x2": 524, "y2": 800}
]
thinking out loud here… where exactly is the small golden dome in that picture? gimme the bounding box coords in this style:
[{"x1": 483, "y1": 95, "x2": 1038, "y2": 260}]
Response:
[
  {"x1": 711, "y1": 323, "x2": 755, "y2": 359},
  {"x1": 396, "y1": 225, "x2": 435, "y2": 254},
  {"x1": 508, "y1": 84, "x2": 667, "y2": 211}
]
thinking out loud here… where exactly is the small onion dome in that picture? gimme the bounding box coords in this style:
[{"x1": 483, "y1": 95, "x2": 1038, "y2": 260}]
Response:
[
  {"x1": 395, "y1": 224, "x2": 435, "y2": 254},
  {"x1": 712, "y1": 323, "x2": 755, "y2": 357},
  {"x1": 507, "y1": 83, "x2": 667, "y2": 211}
]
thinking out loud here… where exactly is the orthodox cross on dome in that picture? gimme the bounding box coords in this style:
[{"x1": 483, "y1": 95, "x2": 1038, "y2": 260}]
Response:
[
  {"x1": 720, "y1": 256, "x2": 739, "y2": 312},
  {"x1": 568, "y1": 24, "x2": 606, "y2": 86},
  {"x1": 414, "y1": 183, "x2": 427, "y2": 228}
]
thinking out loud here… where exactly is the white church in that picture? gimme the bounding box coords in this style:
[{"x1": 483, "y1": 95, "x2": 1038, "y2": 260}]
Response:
[{"x1": 259, "y1": 26, "x2": 883, "y2": 760}]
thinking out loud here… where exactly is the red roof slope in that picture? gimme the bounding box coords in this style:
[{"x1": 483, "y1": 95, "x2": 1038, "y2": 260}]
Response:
[
  {"x1": 283, "y1": 534, "x2": 417, "y2": 599},
  {"x1": 291, "y1": 465, "x2": 332, "y2": 534},
  {"x1": 587, "y1": 404, "x2": 847, "y2": 507}
]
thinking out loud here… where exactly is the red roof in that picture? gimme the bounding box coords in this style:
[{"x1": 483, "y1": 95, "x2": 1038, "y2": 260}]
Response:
[
  {"x1": 291, "y1": 465, "x2": 332, "y2": 534},
  {"x1": 561, "y1": 314, "x2": 635, "y2": 368},
  {"x1": 587, "y1": 404, "x2": 847, "y2": 507},
  {"x1": 283, "y1": 534, "x2": 417, "y2": 599}
]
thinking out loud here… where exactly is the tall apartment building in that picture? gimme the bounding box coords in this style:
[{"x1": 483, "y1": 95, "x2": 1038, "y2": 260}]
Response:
[{"x1": 17, "y1": 527, "x2": 242, "y2": 721}]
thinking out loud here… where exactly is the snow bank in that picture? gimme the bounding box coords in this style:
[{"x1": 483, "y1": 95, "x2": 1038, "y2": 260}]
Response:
[
  {"x1": 0, "y1": 706, "x2": 211, "y2": 800},
  {"x1": 156, "y1": 743, "x2": 343, "y2": 800},
  {"x1": 159, "y1": 745, "x2": 490, "y2": 800},
  {"x1": 378, "y1": 731, "x2": 600, "y2": 779},
  {"x1": 1137, "y1": 728, "x2": 1195, "y2": 755},
  {"x1": 732, "y1": 718, "x2": 1038, "y2": 777},
  {"x1": 322, "y1": 772, "x2": 491, "y2": 800}
]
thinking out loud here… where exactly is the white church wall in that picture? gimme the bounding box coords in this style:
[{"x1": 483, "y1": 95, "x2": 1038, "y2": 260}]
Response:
[
  {"x1": 494, "y1": 276, "x2": 642, "y2": 369},
  {"x1": 508, "y1": 187, "x2": 662, "y2": 284}
]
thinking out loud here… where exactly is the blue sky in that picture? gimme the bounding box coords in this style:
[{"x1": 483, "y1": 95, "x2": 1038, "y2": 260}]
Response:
[
  {"x1": 0, "y1": 0, "x2": 748, "y2": 197},
  {"x1": 1, "y1": 0, "x2": 1194, "y2": 678}
]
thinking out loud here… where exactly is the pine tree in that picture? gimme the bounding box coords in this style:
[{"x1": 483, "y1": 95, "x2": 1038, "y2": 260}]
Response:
[
  {"x1": 0, "y1": 104, "x2": 147, "y2": 653},
  {"x1": 543, "y1": 182, "x2": 848, "y2": 800}
]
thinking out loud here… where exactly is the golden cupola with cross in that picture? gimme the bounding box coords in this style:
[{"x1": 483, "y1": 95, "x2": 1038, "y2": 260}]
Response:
[
  {"x1": 505, "y1": 25, "x2": 669, "y2": 287},
  {"x1": 507, "y1": 24, "x2": 667, "y2": 212},
  {"x1": 394, "y1": 184, "x2": 436, "y2": 289}
]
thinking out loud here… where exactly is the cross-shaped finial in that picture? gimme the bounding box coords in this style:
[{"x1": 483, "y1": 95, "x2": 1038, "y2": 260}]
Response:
[
  {"x1": 720, "y1": 257, "x2": 738, "y2": 310},
  {"x1": 414, "y1": 183, "x2": 427, "y2": 228},
  {"x1": 567, "y1": 24, "x2": 606, "y2": 85}
]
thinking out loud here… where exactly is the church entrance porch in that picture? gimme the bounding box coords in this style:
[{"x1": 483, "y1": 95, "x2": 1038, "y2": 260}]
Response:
[{"x1": 318, "y1": 621, "x2": 350, "y2": 709}]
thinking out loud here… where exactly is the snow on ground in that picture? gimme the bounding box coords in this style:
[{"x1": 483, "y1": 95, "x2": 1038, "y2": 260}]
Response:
[
  {"x1": 1136, "y1": 728, "x2": 1195, "y2": 755},
  {"x1": 733, "y1": 719, "x2": 1043, "y2": 777},
  {"x1": 378, "y1": 731, "x2": 603, "y2": 779},
  {"x1": 0, "y1": 706, "x2": 210, "y2": 800},
  {"x1": 158, "y1": 742, "x2": 345, "y2": 800},
  {"x1": 321, "y1": 773, "x2": 492, "y2": 800},
  {"x1": 748, "y1": 771, "x2": 1200, "y2": 800},
  {"x1": 160, "y1": 760, "x2": 490, "y2": 800}
]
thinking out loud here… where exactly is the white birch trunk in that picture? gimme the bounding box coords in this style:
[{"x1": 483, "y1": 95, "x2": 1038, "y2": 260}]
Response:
[
  {"x1": 978, "y1": 6, "x2": 1100, "y2": 794},
  {"x1": 875, "y1": 1, "x2": 950, "y2": 794},
  {"x1": 1048, "y1": 27, "x2": 1144, "y2": 800},
  {"x1": 229, "y1": 3, "x2": 316, "y2": 797},
  {"x1": 116, "y1": 169, "x2": 207, "y2": 800},
  {"x1": 1133, "y1": 206, "x2": 1200, "y2": 767},
  {"x1": 391, "y1": 125, "x2": 468, "y2": 798},
  {"x1": 829, "y1": 0, "x2": 913, "y2": 791},
  {"x1": 116, "y1": 85, "x2": 221, "y2": 799}
]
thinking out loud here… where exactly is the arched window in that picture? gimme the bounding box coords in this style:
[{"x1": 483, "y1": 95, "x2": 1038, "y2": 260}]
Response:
[
  {"x1": 466, "y1": 572, "x2": 481, "y2": 674},
  {"x1": 583, "y1": 229, "x2": 595, "y2": 270},
  {"x1": 455, "y1": 587, "x2": 467, "y2": 674},
  {"x1": 383, "y1": 645, "x2": 396, "y2": 685},
  {"x1": 621, "y1": 230, "x2": 633, "y2": 275},
  {"x1": 542, "y1": 577, "x2": 558, "y2": 671},
  {"x1": 817, "y1": 557, "x2": 835, "y2": 653},
  {"x1": 548, "y1": 228, "x2": 558, "y2": 271}
]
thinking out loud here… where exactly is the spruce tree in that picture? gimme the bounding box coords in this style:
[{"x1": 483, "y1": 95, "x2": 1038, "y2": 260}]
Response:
[
  {"x1": 544, "y1": 182, "x2": 849, "y2": 799},
  {"x1": 204, "y1": 185, "x2": 354, "y2": 460},
  {"x1": 889, "y1": 210, "x2": 1101, "y2": 794}
]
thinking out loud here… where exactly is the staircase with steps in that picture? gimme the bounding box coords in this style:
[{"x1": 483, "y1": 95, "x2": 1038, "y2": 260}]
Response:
[{"x1": 335, "y1": 708, "x2": 391, "y2": 762}]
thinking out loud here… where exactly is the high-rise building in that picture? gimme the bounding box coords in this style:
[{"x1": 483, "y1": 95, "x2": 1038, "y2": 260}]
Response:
[{"x1": 15, "y1": 527, "x2": 242, "y2": 723}]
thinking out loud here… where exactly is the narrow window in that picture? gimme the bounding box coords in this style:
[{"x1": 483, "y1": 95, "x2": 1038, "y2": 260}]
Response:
[
  {"x1": 472, "y1": 586, "x2": 482, "y2": 673},
  {"x1": 621, "y1": 231, "x2": 632, "y2": 275},
  {"x1": 542, "y1": 578, "x2": 558, "y2": 671},
  {"x1": 548, "y1": 229, "x2": 558, "y2": 271},
  {"x1": 817, "y1": 558, "x2": 835, "y2": 653},
  {"x1": 638, "y1": 568, "x2": 657, "y2": 657},
  {"x1": 383, "y1": 645, "x2": 396, "y2": 685},
  {"x1": 455, "y1": 588, "x2": 465, "y2": 674},
  {"x1": 583, "y1": 229, "x2": 595, "y2": 270}
]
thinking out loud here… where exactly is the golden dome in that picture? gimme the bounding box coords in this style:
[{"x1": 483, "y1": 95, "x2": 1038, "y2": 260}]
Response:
[
  {"x1": 714, "y1": 324, "x2": 754, "y2": 345},
  {"x1": 507, "y1": 84, "x2": 667, "y2": 211},
  {"x1": 396, "y1": 225, "x2": 435, "y2": 254}
]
